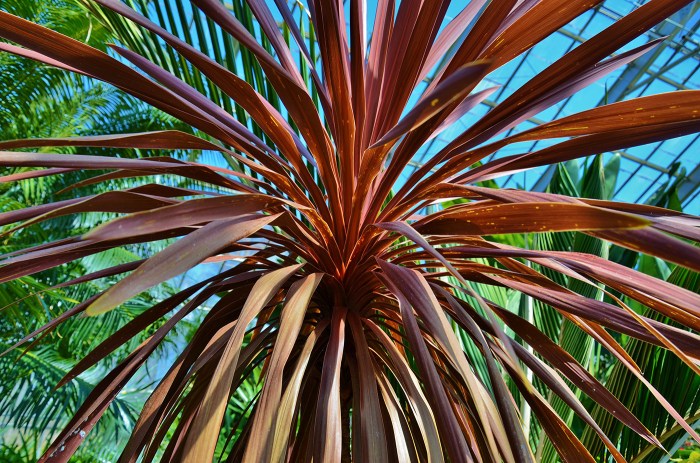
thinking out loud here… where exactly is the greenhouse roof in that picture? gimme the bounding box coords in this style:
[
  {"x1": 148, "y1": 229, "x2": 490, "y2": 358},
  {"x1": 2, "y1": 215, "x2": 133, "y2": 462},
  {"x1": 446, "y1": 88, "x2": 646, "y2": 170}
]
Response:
[{"x1": 403, "y1": 0, "x2": 700, "y2": 213}]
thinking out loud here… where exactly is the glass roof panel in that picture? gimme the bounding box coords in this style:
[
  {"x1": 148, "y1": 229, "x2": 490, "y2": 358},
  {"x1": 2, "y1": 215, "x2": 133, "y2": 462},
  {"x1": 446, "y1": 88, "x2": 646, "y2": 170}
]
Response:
[{"x1": 407, "y1": 0, "x2": 700, "y2": 213}]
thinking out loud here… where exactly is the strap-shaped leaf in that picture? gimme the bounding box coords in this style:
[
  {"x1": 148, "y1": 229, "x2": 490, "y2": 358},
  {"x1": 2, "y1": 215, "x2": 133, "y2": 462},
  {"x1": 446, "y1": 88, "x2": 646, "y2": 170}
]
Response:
[
  {"x1": 182, "y1": 264, "x2": 304, "y2": 462},
  {"x1": 314, "y1": 305, "x2": 347, "y2": 463},
  {"x1": 86, "y1": 214, "x2": 280, "y2": 315},
  {"x1": 364, "y1": 320, "x2": 444, "y2": 463},
  {"x1": 347, "y1": 311, "x2": 389, "y2": 462},
  {"x1": 83, "y1": 194, "x2": 293, "y2": 242},
  {"x1": 416, "y1": 202, "x2": 649, "y2": 235},
  {"x1": 377, "y1": 260, "x2": 478, "y2": 463},
  {"x1": 270, "y1": 319, "x2": 329, "y2": 463},
  {"x1": 0, "y1": 130, "x2": 222, "y2": 151},
  {"x1": 242, "y1": 272, "x2": 323, "y2": 463}
]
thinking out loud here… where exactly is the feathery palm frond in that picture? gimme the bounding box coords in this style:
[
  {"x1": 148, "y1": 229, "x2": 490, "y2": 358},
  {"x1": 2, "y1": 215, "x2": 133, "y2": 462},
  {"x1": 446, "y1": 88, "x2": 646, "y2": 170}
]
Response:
[{"x1": 0, "y1": 0, "x2": 210, "y2": 457}]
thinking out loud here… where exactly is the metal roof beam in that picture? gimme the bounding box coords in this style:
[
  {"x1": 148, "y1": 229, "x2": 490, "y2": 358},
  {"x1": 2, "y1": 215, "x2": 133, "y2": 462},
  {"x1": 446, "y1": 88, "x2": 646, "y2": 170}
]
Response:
[
  {"x1": 678, "y1": 161, "x2": 700, "y2": 204},
  {"x1": 627, "y1": 44, "x2": 700, "y2": 94},
  {"x1": 598, "y1": 4, "x2": 700, "y2": 102}
]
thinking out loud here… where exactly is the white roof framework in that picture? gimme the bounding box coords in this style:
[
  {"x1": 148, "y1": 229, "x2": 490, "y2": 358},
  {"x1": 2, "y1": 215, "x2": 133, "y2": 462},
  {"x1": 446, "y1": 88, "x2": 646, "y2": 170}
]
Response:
[{"x1": 407, "y1": 1, "x2": 700, "y2": 212}]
